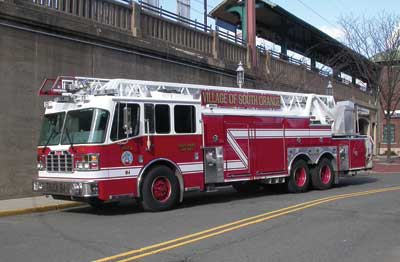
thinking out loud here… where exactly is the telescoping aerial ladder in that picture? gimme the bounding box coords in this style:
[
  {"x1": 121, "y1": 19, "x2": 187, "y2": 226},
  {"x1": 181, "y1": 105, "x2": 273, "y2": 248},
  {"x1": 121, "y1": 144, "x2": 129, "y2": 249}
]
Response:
[{"x1": 39, "y1": 76, "x2": 337, "y2": 126}]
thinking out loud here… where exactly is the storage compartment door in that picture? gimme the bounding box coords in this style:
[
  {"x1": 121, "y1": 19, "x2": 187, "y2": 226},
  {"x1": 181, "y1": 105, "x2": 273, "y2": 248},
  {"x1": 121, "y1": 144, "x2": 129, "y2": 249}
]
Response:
[
  {"x1": 253, "y1": 122, "x2": 285, "y2": 175},
  {"x1": 224, "y1": 122, "x2": 251, "y2": 178},
  {"x1": 349, "y1": 139, "x2": 367, "y2": 169}
]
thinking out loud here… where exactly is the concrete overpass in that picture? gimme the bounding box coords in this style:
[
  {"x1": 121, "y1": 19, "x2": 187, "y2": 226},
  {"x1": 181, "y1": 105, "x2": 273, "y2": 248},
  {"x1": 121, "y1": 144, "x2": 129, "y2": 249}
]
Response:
[{"x1": 0, "y1": 0, "x2": 377, "y2": 199}]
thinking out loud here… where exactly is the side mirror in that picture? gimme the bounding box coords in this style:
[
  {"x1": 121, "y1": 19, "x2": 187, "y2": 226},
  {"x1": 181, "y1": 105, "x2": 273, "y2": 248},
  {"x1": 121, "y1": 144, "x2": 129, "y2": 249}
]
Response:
[{"x1": 123, "y1": 105, "x2": 133, "y2": 136}]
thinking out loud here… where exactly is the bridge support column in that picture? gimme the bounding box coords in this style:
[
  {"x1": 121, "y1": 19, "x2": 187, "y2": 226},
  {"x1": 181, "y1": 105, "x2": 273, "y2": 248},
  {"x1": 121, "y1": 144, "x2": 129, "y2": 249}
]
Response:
[
  {"x1": 280, "y1": 40, "x2": 288, "y2": 60},
  {"x1": 246, "y1": 0, "x2": 256, "y2": 68},
  {"x1": 131, "y1": 2, "x2": 141, "y2": 37},
  {"x1": 352, "y1": 77, "x2": 357, "y2": 86},
  {"x1": 310, "y1": 55, "x2": 318, "y2": 72},
  {"x1": 212, "y1": 30, "x2": 219, "y2": 60}
]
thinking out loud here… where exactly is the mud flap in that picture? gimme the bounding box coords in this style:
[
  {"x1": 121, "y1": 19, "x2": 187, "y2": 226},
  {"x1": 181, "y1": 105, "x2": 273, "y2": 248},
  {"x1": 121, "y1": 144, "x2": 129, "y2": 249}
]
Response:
[{"x1": 334, "y1": 171, "x2": 340, "y2": 184}]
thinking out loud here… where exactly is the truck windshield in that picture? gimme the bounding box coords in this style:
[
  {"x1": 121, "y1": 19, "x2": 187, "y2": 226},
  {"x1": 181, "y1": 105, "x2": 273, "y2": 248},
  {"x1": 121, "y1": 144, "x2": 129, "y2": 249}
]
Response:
[
  {"x1": 38, "y1": 112, "x2": 65, "y2": 146},
  {"x1": 61, "y1": 108, "x2": 109, "y2": 145}
]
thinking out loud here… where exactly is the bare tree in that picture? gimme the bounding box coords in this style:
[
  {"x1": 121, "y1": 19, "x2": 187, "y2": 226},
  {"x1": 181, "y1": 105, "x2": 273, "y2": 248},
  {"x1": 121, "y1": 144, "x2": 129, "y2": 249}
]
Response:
[{"x1": 338, "y1": 12, "x2": 400, "y2": 161}]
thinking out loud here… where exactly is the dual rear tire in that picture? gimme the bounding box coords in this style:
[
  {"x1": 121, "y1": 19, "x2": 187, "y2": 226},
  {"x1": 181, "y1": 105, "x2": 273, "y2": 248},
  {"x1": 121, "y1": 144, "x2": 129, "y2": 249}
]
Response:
[
  {"x1": 311, "y1": 158, "x2": 334, "y2": 190},
  {"x1": 287, "y1": 159, "x2": 310, "y2": 193},
  {"x1": 287, "y1": 158, "x2": 334, "y2": 193}
]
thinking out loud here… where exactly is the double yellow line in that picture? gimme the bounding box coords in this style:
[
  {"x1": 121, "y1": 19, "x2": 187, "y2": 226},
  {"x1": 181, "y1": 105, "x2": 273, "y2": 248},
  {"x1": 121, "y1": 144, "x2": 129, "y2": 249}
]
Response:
[{"x1": 94, "y1": 186, "x2": 400, "y2": 262}]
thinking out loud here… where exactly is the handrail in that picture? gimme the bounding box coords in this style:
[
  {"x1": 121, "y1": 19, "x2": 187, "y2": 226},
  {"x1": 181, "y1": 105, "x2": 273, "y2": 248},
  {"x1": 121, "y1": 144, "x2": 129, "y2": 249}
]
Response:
[
  {"x1": 139, "y1": 1, "x2": 212, "y2": 32},
  {"x1": 139, "y1": 1, "x2": 245, "y2": 46},
  {"x1": 257, "y1": 45, "x2": 369, "y2": 92},
  {"x1": 216, "y1": 26, "x2": 246, "y2": 46}
]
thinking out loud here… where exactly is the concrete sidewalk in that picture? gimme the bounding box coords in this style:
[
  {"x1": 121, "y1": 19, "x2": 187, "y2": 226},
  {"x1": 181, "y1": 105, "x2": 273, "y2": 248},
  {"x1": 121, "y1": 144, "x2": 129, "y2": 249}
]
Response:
[
  {"x1": 0, "y1": 196, "x2": 83, "y2": 217},
  {"x1": 371, "y1": 156, "x2": 400, "y2": 174}
]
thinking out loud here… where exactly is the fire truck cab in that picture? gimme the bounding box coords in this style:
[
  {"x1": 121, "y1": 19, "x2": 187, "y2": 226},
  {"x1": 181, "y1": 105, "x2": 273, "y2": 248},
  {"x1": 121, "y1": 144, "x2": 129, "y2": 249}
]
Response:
[{"x1": 33, "y1": 77, "x2": 373, "y2": 211}]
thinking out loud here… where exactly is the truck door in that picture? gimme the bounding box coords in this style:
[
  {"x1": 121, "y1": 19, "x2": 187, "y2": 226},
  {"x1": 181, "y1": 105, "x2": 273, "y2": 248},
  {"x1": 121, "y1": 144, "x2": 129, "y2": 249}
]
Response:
[{"x1": 224, "y1": 122, "x2": 251, "y2": 179}]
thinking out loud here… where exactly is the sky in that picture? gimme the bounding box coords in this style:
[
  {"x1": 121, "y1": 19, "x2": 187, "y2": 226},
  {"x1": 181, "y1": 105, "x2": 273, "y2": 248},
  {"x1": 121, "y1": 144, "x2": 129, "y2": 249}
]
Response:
[{"x1": 157, "y1": 0, "x2": 400, "y2": 40}]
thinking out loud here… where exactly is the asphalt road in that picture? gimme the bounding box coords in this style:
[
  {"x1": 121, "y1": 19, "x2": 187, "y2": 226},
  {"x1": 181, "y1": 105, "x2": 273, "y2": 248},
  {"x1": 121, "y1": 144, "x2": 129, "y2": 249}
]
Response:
[{"x1": 1, "y1": 173, "x2": 400, "y2": 262}]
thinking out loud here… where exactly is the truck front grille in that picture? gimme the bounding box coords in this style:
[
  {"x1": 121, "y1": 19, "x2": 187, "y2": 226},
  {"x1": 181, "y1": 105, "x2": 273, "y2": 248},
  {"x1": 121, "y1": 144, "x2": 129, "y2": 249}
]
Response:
[{"x1": 46, "y1": 151, "x2": 73, "y2": 172}]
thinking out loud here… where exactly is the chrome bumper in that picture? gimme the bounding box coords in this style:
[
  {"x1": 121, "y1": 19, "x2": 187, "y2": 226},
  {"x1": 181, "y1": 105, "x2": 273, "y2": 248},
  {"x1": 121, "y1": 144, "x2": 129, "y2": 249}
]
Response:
[{"x1": 32, "y1": 179, "x2": 99, "y2": 197}]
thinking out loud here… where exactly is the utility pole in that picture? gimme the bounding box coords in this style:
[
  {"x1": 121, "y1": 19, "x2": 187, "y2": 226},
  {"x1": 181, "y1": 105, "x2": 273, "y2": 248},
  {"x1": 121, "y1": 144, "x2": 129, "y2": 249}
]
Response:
[{"x1": 204, "y1": 0, "x2": 208, "y2": 31}]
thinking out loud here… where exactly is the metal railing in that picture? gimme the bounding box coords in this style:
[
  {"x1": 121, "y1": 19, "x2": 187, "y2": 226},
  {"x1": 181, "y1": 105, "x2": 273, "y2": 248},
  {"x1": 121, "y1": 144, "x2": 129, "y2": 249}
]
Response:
[
  {"x1": 258, "y1": 45, "x2": 370, "y2": 92},
  {"x1": 140, "y1": 7, "x2": 213, "y2": 54},
  {"x1": 30, "y1": 0, "x2": 132, "y2": 30},
  {"x1": 216, "y1": 26, "x2": 246, "y2": 46},
  {"x1": 139, "y1": 1, "x2": 211, "y2": 32},
  {"x1": 139, "y1": 1, "x2": 246, "y2": 47}
]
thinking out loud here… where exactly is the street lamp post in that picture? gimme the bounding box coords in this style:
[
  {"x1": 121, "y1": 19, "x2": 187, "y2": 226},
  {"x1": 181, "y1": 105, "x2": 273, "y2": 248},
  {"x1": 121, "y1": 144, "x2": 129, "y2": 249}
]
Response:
[{"x1": 236, "y1": 61, "x2": 244, "y2": 88}]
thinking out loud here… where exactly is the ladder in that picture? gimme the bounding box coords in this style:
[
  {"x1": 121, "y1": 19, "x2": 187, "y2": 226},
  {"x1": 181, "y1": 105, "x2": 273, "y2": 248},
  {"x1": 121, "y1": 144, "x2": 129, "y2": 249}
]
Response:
[{"x1": 39, "y1": 76, "x2": 336, "y2": 124}]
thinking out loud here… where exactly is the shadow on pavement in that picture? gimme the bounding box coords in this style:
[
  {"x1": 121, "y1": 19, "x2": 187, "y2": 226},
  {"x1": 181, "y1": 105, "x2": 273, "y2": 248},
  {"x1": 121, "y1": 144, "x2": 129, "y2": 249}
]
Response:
[
  {"x1": 65, "y1": 199, "x2": 142, "y2": 216},
  {"x1": 334, "y1": 176, "x2": 378, "y2": 188}
]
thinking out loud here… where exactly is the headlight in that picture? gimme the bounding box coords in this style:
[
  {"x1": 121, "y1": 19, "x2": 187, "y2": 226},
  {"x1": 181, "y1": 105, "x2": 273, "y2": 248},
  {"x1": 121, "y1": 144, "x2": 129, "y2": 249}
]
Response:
[
  {"x1": 75, "y1": 153, "x2": 99, "y2": 171},
  {"x1": 37, "y1": 162, "x2": 44, "y2": 171},
  {"x1": 37, "y1": 156, "x2": 45, "y2": 171}
]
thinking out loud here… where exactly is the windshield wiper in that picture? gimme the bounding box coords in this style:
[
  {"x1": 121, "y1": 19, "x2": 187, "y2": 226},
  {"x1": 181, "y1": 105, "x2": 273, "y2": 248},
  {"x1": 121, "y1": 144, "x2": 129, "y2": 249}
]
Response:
[
  {"x1": 41, "y1": 127, "x2": 57, "y2": 154},
  {"x1": 64, "y1": 127, "x2": 75, "y2": 151}
]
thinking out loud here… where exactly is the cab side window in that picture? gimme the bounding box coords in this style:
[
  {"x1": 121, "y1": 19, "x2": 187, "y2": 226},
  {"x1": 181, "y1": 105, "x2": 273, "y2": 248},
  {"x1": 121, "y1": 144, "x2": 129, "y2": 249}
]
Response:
[
  {"x1": 174, "y1": 105, "x2": 196, "y2": 133},
  {"x1": 110, "y1": 103, "x2": 140, "y2": 141},
  {"x1": 145, "y1": 104, "x2": 170, "y2": 134},
  {"x1": 155, "y1": 105, "x2": 170, "y2": 134}
]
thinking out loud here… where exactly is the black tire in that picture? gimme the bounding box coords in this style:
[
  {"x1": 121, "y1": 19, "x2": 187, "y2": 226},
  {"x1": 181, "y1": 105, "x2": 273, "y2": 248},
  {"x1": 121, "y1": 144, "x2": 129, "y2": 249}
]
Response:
[
  {"x1": 232, "y1": 181, "x2": 263, "y2": 194},
  {"x1": 311, "y1": 158, "x2": 334, "y2": 190},
  {"x1": 287, "y1": 159, "x2": 310, "y2": 193},
  {"x1": 141, "y1": 166, "x2": 179, "y2": 212}
]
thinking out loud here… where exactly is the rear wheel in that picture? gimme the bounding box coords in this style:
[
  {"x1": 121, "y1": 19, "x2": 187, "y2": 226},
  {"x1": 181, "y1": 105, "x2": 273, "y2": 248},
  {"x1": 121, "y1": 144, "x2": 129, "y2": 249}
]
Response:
[
  {"x1": 287, "y1": 159, "x2": 310, "y2": 193},
  {"x1": 141, "y1": 166, "x2": 179, "y2": 212},
  {"x1": 312, "y1": 158, "x2": 334, "y2": 190}
]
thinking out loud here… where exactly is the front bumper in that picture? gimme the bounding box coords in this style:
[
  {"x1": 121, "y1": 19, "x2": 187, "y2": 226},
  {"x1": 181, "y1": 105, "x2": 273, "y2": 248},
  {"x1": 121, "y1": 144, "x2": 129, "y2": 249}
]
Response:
[{"x1": 32, "y1": 179, "x2": 99, "y2": 197}]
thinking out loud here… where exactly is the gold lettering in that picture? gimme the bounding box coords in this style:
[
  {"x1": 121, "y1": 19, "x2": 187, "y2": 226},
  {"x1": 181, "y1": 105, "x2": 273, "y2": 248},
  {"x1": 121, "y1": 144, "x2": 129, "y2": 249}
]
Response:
[
  {"x1": 228, "y1": 94, "x2": 237, "y2": 104},
  {"x1": 203, "y1": 91, "x2": 281, "y2": 108}
]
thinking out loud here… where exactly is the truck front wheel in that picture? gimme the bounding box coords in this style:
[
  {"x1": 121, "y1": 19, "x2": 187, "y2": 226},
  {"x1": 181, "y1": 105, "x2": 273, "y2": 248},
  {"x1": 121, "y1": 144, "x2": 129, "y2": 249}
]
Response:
[
  {"x1": 141, "y1": 166, "x2": 179, "y2": 212},
  {"x1": 287, "y1": 159, "x2": 310, "y2": 193}
]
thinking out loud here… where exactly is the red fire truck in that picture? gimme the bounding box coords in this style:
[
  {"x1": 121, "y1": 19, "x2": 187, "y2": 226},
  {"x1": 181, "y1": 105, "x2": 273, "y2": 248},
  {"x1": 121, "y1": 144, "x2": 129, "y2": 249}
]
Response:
[{"x1": 33, "y1": 76, "x2": 373, "y2": 211}]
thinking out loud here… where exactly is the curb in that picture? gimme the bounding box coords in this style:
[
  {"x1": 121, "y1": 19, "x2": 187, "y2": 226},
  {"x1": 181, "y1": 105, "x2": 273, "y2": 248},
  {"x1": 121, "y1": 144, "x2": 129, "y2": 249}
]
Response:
[{"x1": 0, "y1": 202, "x2": 84, "y2": 218}]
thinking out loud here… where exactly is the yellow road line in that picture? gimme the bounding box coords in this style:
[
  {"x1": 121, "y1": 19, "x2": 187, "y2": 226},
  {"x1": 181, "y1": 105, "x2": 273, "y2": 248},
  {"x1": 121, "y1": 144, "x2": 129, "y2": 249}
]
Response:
[
  {"x1": 94, "y1": 186, "x2": 400, "y2": 262},
  {"x1": 94, "y1": 193, "x2": 349, "y2": 262},
  {"x1": 95, "y1": 191, "x2": 367, "y2": 262}
]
